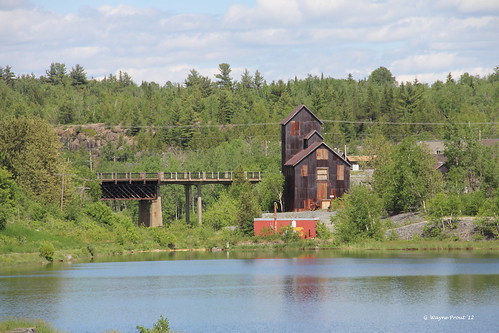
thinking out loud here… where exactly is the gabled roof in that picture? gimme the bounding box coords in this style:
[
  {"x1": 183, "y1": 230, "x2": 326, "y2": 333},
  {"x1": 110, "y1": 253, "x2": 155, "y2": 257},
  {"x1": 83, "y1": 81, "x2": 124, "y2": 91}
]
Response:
[
  {"x1": 284, "y1": 141, "x2": 351, "y2": 167},
  {"x1": 280, "y1": 104, "x2": 324, "y2": 126},
  {"x1": 304, "y1": 130, "x2": 324, "y2": 141}
]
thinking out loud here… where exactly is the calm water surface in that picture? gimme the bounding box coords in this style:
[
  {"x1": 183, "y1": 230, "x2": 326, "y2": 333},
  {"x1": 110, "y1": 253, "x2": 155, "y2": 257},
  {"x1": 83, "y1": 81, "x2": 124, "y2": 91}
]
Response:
[{"x1": 1, "y1": 250, "x2": 498, "y2": 333}]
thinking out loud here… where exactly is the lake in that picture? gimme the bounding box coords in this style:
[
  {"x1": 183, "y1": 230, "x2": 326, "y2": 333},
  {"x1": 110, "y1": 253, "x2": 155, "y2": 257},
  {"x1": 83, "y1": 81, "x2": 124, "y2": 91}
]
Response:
[{"x1": 1, "y1": 250, "x2": 498, "y2": 332}]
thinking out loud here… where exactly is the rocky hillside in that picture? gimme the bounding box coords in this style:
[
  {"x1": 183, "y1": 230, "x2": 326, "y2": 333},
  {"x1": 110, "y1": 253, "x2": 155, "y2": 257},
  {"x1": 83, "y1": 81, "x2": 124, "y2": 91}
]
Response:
[{"x1": 56, "y1": 124, "x2": 136, "y2": 154}]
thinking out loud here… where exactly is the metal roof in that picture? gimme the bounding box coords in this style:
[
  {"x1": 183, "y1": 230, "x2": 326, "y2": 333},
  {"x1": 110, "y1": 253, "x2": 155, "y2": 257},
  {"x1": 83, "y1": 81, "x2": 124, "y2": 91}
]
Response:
[{"x1": 280, "y1": 104, "x2": 324, "y2": 126}]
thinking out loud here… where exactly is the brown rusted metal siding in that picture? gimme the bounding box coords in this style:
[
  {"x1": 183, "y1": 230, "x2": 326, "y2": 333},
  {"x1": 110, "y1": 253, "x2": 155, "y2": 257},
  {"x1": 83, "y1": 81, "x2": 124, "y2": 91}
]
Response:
[
  {"x1": 281, "y1": 108, "x2": 322, "y2": 168},
  {"x1": 281, "y1": 105, "x2": 350, "y2": 212},
  {"x1": 286, "y1": 147, "x2": 351, "y2": 211}
]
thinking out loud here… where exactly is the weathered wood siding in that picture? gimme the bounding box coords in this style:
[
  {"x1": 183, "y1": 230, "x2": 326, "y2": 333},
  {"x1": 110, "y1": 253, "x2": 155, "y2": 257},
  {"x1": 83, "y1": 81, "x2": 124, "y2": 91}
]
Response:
[
  {"x1": 287, "y1": 146, "x2": 350, "y2": 211},
  {"x1": 281, "y1": 108, "x2": 322, "y2": 169}
]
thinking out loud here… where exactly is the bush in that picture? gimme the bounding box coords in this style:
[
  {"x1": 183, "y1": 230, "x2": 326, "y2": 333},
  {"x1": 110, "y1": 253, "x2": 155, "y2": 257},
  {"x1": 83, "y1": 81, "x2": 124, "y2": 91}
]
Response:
[
  {"x1": 39, "y1": 241, "x2": 56, "y2": 262},
  {"x1": 280, "y1": 226, "x2": 300, "y2": 243},
  {"x1": 151, "y1": 228, "x2": 176, "y2": 248},
  {"x1": 84, "y1": 201, "x2": 116, "y2": 226},
  {"x1": 474, "y1": 218, "x2": 499, "y2": 240},
  {"x1": 136, "y1": 315, "x2": 170, "y2": 333},
  {"x1": 315, "y1": 222, "x2": 332, "y2": 239},
  {"x1": 422, "y1": 218, "x2": 457, "y2": 240}
]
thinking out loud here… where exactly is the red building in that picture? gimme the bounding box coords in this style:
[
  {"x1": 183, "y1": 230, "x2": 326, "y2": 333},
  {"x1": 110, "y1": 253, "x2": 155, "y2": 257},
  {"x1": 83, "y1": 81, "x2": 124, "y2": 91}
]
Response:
[
  {"x1": 254, "y1": 218, "x2": 318, "y2": 239},
  {"x1": 281, "y1": 105, "x2": 351, "y2": 211}
]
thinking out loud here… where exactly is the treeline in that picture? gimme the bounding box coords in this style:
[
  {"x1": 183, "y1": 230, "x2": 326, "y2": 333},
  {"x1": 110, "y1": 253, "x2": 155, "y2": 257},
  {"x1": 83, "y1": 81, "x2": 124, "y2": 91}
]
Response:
[
  {"x1": 1, "y1": 64, "x2": 497, "y2": 152},
  {"x1": 0, "y1": 64, "x2": 498, "y2": 257}
]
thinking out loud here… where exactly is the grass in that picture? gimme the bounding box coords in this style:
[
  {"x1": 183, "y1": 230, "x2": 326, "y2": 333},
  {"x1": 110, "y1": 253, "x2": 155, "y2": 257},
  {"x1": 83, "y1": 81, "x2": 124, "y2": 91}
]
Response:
[
  {"x1": 338, "y1": 239, "x2": 499, "y2": 251},
  {"x1": 0, "y1": 317, "x2": 61, "y2": 333},
  {"x1": 2, "y1": 217, "x2": 499, "y2": 267}
]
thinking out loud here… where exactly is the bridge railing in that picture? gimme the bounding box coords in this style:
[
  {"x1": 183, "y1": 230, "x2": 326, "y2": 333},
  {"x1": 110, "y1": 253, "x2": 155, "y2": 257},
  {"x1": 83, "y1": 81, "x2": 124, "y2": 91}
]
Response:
[{"x1": 97, "y1": 171, "x2": 263, "y2": 182}]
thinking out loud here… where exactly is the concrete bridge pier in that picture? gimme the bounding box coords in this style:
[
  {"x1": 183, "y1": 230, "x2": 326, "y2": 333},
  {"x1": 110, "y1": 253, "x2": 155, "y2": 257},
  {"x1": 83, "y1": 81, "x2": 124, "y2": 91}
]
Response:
[
  {"x1": 184, "y1": 184, "x2": 203, "y2": 225},
  {"x1": 138, "y1": 186, "x2": 163, "y2": 227}
]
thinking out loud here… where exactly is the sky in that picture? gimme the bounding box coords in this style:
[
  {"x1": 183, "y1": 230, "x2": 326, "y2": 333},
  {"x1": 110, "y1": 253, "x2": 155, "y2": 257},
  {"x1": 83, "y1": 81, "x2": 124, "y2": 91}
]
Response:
[{"x1": 1, "y1": 0, "x2": 498, "y2": 84}]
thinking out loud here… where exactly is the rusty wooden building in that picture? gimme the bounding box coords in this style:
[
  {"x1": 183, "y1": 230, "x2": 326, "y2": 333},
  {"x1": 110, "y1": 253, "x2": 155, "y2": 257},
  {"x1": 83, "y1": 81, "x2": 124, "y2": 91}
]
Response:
[{"x1": 281, "y1": 105, "x2": 351, "y2": 211}]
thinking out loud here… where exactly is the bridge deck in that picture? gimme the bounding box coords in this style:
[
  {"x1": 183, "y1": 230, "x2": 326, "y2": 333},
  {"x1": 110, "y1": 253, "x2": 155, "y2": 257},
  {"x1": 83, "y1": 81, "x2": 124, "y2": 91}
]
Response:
[{"x1": 97, "y1": 171, "x2": 262, "y2": 185}]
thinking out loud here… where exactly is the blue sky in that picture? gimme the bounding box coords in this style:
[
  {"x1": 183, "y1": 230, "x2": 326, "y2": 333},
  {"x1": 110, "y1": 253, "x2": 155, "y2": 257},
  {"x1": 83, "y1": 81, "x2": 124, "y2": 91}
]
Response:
[{"x1": 1, "y1": 0, "x2": 498, "y2": 84}]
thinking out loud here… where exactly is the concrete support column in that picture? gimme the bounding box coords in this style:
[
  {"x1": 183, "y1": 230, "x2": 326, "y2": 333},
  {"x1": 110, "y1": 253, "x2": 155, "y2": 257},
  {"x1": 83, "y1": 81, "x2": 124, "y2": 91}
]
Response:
[
  {"x1": 150, "y1": 196, "x2": 163, "y2": 227},
  {"x1": 138, "y1": 197, "x2": 163, "y2": 227},
  {"x1": 197, "y1": 184, "x2": 202, "y2": 225},
  {"x1": 185, "y1": 185, "x2": 190, "y2": 224}
]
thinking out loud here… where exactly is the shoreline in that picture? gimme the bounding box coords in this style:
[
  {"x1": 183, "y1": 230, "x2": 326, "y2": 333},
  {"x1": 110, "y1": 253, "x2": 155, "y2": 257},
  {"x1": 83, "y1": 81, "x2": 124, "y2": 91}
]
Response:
[{"x1": 2, "y1": 239, "x2": 499, "y2": 268}]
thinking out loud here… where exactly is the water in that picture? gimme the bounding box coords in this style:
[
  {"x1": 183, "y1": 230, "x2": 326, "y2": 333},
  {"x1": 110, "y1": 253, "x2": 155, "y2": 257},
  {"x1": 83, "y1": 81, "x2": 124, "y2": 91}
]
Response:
[{"x1": 1, "y1": 250, "x2": 498, "y2": 332}]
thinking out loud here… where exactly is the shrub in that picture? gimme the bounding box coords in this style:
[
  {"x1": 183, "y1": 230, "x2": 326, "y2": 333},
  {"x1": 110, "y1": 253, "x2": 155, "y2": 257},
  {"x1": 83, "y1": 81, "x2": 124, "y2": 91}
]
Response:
[
  {"x1": 280, "y1": 226, "x2": 300, "y2": 243},
  {"x1": 39, "y1": 241, "x2": 56, "y2": 262},
  {"x1": 84, "y1": 201, "x2": 116, "y2": 226},
  {"x1": 151, "y1": 228, "x2": 176, "y2": 248},
  {"x1": 136, "y1": 315, "x2": 170, "y2": 333},
  {"x1": 315, "y1": 222, "x2": 332, "y2": 239},
  {"x1": 474, "y1": 218, "x2": 499, "y2": 240},
  {"x1": 422, "y1": 218, "x2": 457, "y2": 240}
]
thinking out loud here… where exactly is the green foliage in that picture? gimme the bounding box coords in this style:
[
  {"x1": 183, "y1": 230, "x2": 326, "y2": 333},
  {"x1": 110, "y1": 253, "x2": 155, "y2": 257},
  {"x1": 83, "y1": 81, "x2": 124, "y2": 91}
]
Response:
[
  {"x1": 422, "y1": 218, "x2": 457, "y2": 240},
  {"x1": 84, "y1": 202, "x2": 116, "y2": 226},
  {"x1": 0, "y1": 168, "x2": 19, "y2": 230},
  {"x1": 473, "y1": 218, "x2": 499, "y2": 240},
  {"x1": 374, "y1": 137, "x2": 442, "y2": 214},
  {"x1": 229, "y1": 167, "x2": 262, "y2": 235},
  {"x1": 0, "y1": 117, "x2": 70, "y2": 205},
  {"x1": 315, "y1": 222, "x2": 332, "y2": 239},
  {"x1": 203, "y1": 191, "x2": 238, "y2": 230},
  {"x1": 333, "y1": 185, "x2": 385, "y2": 243},
  {"x1": 368, "y1": 66, "x2": 395, "y2": 85},
  {"x1": 151, "y1": 227, "x2": 176, "y2": 248},
  {"x1": 0, "y1": 317, "x2": 61, "y2": 333},
  {"x1": 280, "y1": 226, "x2": 301, "y2": 243},
  {"x1": 444, "y1": 125, "x2": 498, "y2": 195},
  {"x1": 136, "y1": 315, "x2": 170, "y2": 333},
  {"x1": 255, "y1": 171, "x2": 284, "y2": 211},
  {"x1": 39, "y1": 241, "x2": 56, "y2": 262}
]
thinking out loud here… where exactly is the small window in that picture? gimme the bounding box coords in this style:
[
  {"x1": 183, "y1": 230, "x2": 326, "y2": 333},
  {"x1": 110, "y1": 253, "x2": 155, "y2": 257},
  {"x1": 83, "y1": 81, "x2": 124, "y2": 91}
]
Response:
[
  {"x1": 300, "y1": 165, "x2": 308, "y2": 177},
  {"x1": 336, "y1": 165, "x2": 345, "y2": 181},
  {"x1": 290, "y1": 121, "x2": 300, "y2": 136},
  {"x1": 317, "y1": 168, "x2": 328, "y2": 180},
  {"x1": 316, "y1": 148, "x2": 328, "y2": 160}
]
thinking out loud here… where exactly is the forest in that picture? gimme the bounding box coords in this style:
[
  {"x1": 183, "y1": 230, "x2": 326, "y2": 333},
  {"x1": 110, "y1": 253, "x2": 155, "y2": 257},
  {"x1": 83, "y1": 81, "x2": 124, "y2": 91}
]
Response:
[{"x1": 0, "y1": 63, "x2": 498, "y2": 261}]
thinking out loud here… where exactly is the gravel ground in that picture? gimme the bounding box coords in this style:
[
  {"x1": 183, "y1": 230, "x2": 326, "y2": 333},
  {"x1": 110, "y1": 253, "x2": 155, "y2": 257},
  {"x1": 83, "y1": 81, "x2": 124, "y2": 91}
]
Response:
[
  {"x1": 261, "y1": 211, "x2": 480, "y2": 240},
  {"x1": 386, "y1": 216, "x2": 479, "y2": 241}
]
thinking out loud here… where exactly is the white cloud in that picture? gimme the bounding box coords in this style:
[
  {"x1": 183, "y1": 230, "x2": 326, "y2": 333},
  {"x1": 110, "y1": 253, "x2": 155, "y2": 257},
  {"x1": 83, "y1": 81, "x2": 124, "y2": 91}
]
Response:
[{"x1": 0, "y1": 1, "x2": 497, "y2": 84}]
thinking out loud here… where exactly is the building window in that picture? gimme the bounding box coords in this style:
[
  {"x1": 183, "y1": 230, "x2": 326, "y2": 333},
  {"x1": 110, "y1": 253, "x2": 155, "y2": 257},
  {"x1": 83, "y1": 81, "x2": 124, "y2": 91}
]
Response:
[
  {"x1": 337, "y1": 164, "x2": 345, "y2": 180},
  {"x1": 317, "y1": 168, "x2": 328, "y2": 180},
  {"x1": 300, "y1": 165, "x2": 308, "y2": 176},
  {"x1": 290, "y1": 121, "x2": 300, "y2": 136},
  {"x1": 316, "y1": 148, "x2": 328, "y2": 160}
]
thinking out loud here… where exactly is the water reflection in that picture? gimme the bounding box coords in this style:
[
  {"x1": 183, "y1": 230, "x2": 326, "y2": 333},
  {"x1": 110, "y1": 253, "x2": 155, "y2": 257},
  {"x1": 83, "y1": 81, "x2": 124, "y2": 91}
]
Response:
[{"x1": 0, "y1": 251, "x2": 498, "y2": 333}]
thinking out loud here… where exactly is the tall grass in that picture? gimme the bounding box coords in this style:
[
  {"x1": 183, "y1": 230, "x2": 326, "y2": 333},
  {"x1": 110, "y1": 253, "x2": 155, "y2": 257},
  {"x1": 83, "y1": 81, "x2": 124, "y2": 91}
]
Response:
[{"x1": 0, "y1": 317, "x2": 61, "y2": 333}]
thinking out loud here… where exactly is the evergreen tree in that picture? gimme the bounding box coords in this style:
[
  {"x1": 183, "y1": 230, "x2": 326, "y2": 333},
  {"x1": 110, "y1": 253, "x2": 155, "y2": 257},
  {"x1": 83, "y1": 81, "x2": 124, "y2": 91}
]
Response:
[
  {"x1": 70, "y1": 64, "x2": 88, "y2": 86},
  {"x1": 46, "y1": 62, "x2": 67, "y2": 85},
  {"x1": 215, "y1": 63, "x2": 233, "y2": 90}
]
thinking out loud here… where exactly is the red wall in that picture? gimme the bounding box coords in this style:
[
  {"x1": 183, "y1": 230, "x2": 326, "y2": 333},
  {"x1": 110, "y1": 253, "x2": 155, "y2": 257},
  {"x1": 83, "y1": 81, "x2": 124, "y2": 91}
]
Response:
[{"x1": 254, "y1": 219, "x2": 318, "y2": 239}]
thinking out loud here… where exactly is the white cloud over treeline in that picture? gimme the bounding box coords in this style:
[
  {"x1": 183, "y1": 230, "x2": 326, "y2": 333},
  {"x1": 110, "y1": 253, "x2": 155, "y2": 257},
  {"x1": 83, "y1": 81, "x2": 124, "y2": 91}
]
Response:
[{"x1": 1, "y1": 0, "x2": 497, "y2": 84}]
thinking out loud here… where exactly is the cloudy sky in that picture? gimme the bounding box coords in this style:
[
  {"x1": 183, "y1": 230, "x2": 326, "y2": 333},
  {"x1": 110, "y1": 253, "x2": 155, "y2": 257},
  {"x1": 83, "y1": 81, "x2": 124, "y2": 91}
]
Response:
[{"x1": 1, "y1": 0, "x2": 498, "y2": 84}]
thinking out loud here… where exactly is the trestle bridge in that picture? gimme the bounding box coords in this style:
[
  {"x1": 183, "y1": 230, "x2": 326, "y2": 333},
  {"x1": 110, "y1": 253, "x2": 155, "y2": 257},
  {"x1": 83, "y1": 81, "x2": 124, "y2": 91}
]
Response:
[{"x1": 97, "y1": 171, "x2": 262, "y2": 226}]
